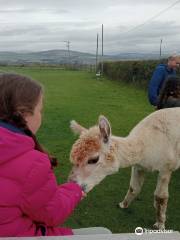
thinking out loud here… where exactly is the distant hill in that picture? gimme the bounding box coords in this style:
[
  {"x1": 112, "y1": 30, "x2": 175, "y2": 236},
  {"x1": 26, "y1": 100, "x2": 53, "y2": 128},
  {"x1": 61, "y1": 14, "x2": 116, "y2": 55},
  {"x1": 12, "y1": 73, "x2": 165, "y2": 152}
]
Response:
[{"x1": 0, "y1": 49, "x2": 164, "y2": 65}]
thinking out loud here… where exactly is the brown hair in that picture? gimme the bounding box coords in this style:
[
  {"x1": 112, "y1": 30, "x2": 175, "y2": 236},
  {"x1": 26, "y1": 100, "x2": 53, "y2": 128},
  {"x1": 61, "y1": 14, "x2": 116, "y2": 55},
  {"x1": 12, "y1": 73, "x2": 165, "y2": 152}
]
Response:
[{"x1": 0, "y1": 73, "x2": 57, "y2": 167}]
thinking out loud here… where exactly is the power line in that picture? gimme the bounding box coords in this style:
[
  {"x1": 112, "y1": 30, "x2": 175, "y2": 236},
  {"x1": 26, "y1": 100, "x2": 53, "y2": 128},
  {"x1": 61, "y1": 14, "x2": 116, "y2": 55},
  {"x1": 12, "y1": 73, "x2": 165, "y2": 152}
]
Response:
[
  {"x1": 99, "y1": 2, "x2": 180, "y2": 56},
  {"x1": 124, "y1": 0, "x2": 180, "y2": 34}
]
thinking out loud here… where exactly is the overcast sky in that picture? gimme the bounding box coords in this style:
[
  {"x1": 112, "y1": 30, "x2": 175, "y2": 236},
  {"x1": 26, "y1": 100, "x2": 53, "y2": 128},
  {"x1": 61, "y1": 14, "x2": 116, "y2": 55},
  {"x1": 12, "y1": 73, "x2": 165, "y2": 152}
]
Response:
[{"x1": 0, "y1": 0, "x2": 180, "y2": 55}]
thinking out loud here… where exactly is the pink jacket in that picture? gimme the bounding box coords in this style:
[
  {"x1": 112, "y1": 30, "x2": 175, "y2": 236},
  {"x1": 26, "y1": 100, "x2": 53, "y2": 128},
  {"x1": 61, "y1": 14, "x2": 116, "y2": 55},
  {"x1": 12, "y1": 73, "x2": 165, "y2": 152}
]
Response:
[{"x1": 0, "y1": 124, "x2": 82, "y2": 237}]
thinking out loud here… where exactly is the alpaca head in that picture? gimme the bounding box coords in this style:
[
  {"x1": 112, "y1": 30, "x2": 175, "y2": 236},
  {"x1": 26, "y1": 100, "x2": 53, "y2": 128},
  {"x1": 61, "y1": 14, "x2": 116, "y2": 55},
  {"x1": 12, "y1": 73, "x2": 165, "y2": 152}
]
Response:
[{"x1": 68, "y1": 116, "x2": 119, "y2": 192}]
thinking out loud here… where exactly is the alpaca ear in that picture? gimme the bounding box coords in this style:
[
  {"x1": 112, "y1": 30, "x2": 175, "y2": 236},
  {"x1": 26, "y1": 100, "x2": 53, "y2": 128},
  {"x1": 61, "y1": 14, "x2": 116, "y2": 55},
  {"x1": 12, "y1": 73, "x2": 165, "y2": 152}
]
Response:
[
  {"x1": 98, "y1": 115, "x2": 111, "y2": 143},
  {"x1": 70, "y1": 120, "x2": 87, "y2": 135}
]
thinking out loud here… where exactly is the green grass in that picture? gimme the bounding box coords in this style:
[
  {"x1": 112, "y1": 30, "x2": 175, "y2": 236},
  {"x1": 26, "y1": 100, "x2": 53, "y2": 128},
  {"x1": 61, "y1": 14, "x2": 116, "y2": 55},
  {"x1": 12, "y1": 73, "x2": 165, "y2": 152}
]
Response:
[{"x1": 1, "y1": 66, "x2": 180, "y2": 233}]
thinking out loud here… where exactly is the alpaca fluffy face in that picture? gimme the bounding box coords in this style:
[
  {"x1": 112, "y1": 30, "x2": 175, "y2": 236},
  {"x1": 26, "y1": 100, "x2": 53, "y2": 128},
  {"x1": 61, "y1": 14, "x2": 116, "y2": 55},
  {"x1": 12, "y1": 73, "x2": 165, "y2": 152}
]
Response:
[{"x1": 68, "y1": 117, "x2": 119, "y2": 192}]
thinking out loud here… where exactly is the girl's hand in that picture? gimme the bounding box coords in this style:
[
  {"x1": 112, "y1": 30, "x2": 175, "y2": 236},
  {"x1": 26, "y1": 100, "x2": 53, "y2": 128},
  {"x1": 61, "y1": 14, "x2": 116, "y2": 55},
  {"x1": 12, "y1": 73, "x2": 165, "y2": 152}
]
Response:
[{"x1": 81, "y1": 191, "x2": 87, "y2": 200}]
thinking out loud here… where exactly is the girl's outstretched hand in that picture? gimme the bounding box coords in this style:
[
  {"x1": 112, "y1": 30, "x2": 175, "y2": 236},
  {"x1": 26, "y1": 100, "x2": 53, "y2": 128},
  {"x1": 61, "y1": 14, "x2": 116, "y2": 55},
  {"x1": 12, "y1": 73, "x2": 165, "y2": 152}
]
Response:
[{"x1": 81, "y1": 191, "x2": 87, "y2": 200}]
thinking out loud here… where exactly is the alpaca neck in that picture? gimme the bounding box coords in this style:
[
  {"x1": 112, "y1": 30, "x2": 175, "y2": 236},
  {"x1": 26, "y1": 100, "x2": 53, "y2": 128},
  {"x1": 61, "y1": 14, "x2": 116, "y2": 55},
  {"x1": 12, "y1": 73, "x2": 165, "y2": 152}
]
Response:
[{"x1": 111, "y1": 136, "x2": 143, "y2": 168}]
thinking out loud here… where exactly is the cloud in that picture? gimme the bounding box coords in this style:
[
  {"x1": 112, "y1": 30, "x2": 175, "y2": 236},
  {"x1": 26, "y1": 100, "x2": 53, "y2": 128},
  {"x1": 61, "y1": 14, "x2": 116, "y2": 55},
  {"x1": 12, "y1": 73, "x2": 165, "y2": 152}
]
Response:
[
  {"x1": 0, "y1": 8, "x2": 69, "y2": 14},
  {"x1": 0, "y1": 20, "x2": 180, "y2": 54},
  {"x1": 0, "y1": 0, "x2": 179, "y2": 54}
]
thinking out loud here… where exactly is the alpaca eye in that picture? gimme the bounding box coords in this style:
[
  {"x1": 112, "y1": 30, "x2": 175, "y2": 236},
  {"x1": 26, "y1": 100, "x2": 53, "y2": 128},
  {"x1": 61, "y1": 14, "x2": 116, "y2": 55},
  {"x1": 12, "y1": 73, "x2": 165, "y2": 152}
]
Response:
[{"x1": 87, "y1": 157, "x2": 99, "y2": 164}]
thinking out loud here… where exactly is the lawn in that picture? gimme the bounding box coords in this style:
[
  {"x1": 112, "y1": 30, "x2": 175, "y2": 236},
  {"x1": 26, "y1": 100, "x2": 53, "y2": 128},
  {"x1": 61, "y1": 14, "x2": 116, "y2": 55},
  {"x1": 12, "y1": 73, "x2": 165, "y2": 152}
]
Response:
[{"x1": 1, "y1": 66, "x2": 180, "y2": 233}]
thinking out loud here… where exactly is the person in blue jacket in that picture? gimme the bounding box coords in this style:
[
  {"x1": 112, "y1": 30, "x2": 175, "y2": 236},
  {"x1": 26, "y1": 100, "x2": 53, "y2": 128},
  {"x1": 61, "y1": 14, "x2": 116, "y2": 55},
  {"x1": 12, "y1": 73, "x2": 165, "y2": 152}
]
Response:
[{"x1": 148, "y1": 55, "x2": 180, "y2": 106}]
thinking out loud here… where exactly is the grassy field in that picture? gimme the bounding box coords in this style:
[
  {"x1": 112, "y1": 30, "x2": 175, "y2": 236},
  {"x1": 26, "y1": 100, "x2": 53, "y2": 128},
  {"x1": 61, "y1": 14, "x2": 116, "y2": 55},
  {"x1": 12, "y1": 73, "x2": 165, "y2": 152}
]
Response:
[{"x1": 1, "y1": 66, "x2": 180, "y2": 233}]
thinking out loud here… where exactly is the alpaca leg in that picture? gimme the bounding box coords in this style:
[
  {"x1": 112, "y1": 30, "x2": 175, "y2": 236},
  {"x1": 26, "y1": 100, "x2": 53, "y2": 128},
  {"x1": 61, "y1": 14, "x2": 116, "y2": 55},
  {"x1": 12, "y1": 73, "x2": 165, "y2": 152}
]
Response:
[
  {"x1": 119, "y1": 165, "x2": 145, "y2": 208},
  {"x1": 153, "y1": 170, "x2": 172, "y2": 230}
]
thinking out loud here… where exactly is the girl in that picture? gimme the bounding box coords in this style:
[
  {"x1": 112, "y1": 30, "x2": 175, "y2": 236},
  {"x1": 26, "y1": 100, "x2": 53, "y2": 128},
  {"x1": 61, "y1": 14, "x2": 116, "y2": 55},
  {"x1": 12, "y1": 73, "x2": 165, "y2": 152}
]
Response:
[
  {"x1": 0, "y1": 73, "x2": 84, "y2": 237},
  {"x1": 157, "y1": 76, "x2": 180, "y2": 109}
]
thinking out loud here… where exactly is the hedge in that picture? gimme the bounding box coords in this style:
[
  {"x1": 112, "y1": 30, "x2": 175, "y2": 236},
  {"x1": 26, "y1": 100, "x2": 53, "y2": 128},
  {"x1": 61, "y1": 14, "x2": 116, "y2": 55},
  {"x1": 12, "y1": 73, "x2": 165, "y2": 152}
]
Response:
[{"x1": 102, "y1": 59, "x2": 180, "y2": 88}]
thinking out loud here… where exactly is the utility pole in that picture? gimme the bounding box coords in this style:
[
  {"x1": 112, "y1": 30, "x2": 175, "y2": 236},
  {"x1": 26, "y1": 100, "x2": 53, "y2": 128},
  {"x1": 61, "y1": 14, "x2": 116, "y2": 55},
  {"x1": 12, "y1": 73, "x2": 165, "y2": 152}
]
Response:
[
  {"x1": 96, "y1": 33, "x2": 99, "y2": 73},
  {"x1": 64, "y1": 40, "x2": 70, "y2": 66},
  {"x1": 101, "y1": 24, "x2": 104, "y2": 76},
  {"x1": 159, "y1": 39, "x2": 163, "y2": 59}
]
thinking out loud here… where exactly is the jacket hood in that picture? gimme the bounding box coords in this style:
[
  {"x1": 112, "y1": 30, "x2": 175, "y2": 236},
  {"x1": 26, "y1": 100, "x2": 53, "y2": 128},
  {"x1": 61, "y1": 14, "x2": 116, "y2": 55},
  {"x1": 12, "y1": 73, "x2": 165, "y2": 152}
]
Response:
[
  {"x1": 158, "y1": 64, "x2": 166, "y2": 67},
  {"x1": 158, "y1": 64, "x2": 175, "y2": 73},
  {"x1": 0, "y1": 125, "x2": 35, "y2": 165}
]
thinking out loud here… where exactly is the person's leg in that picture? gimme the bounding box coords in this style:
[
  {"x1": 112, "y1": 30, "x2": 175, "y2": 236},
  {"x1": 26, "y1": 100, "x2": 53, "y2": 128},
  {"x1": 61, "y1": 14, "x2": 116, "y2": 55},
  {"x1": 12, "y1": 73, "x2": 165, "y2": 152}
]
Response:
[{"x1": 73, "y1": 227, "x2": 112, "y2": 235}]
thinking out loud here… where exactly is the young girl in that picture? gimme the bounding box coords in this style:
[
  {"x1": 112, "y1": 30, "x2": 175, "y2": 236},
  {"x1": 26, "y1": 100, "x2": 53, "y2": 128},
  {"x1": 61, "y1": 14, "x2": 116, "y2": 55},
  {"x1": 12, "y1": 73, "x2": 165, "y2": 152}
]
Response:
[
  {"x1": 0, "y1": 73, "x2": 85, "y2": 237},
  {"x1": 157, "y1": 76, "x2": 180, "y2": 109}
]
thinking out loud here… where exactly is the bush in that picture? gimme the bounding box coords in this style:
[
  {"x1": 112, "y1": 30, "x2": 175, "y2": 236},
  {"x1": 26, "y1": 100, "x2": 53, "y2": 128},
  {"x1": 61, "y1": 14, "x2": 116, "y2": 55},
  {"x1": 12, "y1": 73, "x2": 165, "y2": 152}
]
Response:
[{"x1": 103, "y1": 59, "x2": 180, "y2": 88}]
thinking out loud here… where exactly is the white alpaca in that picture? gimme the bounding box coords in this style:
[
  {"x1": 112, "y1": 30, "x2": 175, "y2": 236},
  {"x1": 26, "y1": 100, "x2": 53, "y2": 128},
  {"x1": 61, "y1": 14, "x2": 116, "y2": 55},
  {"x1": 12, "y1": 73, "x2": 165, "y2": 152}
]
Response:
[{"x1": 68, "y1": 108, "x2": 180, "y2": 230}]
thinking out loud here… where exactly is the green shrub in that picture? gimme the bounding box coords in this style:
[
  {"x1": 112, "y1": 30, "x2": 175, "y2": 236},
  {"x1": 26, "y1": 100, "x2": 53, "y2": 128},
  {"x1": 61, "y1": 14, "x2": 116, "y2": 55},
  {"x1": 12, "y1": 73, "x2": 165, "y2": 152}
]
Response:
[{"x1": 103, "y1": 59, "x2": 180, "y2": 88}]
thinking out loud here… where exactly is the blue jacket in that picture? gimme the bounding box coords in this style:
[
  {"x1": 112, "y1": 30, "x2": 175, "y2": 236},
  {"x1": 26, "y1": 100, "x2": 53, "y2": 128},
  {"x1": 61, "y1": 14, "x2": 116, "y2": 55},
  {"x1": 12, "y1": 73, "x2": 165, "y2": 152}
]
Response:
[{"x1": 148, "y1": 64, "x2": 176, "y2": 106}]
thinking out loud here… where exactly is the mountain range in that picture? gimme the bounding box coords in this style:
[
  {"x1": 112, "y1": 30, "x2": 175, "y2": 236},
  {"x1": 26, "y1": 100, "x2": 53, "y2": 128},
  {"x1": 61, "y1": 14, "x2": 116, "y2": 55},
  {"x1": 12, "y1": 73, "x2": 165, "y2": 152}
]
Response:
[{"x1": 0, "y1": 49, "x2": 163, "y2": 65}]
